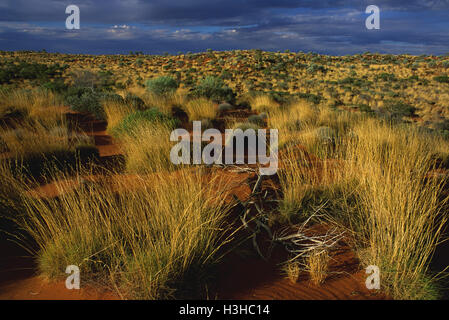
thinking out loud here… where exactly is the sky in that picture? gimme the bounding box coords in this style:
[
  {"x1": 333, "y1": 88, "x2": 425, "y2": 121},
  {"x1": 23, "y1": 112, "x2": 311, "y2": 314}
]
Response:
[{"x1": 0, "y1": 0, "x2": 448, "y2": 55}]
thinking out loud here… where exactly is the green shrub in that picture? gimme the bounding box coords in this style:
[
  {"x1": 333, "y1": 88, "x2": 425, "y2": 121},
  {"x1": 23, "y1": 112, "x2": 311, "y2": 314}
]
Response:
[
  {"x1": 306, "y1": 63, "x2": 326, "y2": 74},
  {"x1": 146, "y1": 76, "x2": 178, "y2": 96},
  {"x1": 377, "y1": 73, "x2": 397, "y2": 82},
  {"x1": 41, "y1": 79, "x2": 68, "y2": 93},
  {"x1": 65, "y1": 88, "x2": 128, "y2": 120},
  {"x1": 113, "y1": 108, "x2": 179, "y2": 136},
  {"x1": 191, "y1": 76, "x2": 236, "y2": 103},
  {"x1": 434, "y1": 75, "x2": 449, "y2": 83},
  {"x1": 384, "y1": 101, "x2": 417, "y2": 118},
  {"x1": 66, "y1": 90, "x2": 105, "y2": 120}
]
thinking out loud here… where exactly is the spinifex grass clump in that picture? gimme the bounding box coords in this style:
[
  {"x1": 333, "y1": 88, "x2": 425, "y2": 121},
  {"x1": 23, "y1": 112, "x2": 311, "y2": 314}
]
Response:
[
  {"x1": 119, "y1": 121, "x2": 175, "y2": 173},
  {"x1": 184, "y1": 98, "x2": 217, "y2": 121},
  {"x1": 307, "y1": 249, "x2": 329, "y2": 285},
  {"x1": 17, "y1": 168, "x2": 235, "y2": 299},
  {"x1": 281, "y1": 260, "x2": 301, "y2": 284},
  {"x1": 112, "y1": 108, "x2": 179, "y2": 137},
  {"x1": 0, "y1": 88, "x2": 65, "y2": 126},
  {"x1": 277, "y1": 144, "x2": 350, "y2": 224},
  {"x1": 346, "y1": 119, "x2": 449, "y2": 299}
]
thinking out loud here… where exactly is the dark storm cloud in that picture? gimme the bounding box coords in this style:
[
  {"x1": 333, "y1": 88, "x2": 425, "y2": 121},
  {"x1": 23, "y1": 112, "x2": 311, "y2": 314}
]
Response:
[{"x1": 0, "y1": 0, "x2": 448, "y2": 55}]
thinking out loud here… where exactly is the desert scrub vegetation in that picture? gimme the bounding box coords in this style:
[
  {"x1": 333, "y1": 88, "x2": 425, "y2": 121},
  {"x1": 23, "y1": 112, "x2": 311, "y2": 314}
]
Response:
[
  {"x1": 278, "y1": 111, "x2": 449, "y2": 298},
  {"x1": 0, "y1": 88, "x2": 97, "y2": 176},
  {"x1": 270, "y1": 90, "x2": 449, "y2": 297},
  {"x1": 146, "y1": 76, "x2": 179, "y2": 96},
  {"x1": 0, "y1": 59, "x2": 67, "y2": 85},
  {"x1": 64, "y1": 69, "x2": 123, "y2": 119},
  {"x1": 2, "y1": 50, "x2": 449, "y2": 300},
  {"x1": 65, "y1": 89, "x2": 108, "y2": 120},
  {"x1": 103, "y1": 99, "x2": 137, "y2": 133},
  {"x1": 190, "y1": 76, "x2": 236, "y2": 103},
  {"x1": 12, "y1": 168, "x2": 235, "y2": 299},
  {"x1": 3, "y1": 50, "x2": 449, "y2": 133}
]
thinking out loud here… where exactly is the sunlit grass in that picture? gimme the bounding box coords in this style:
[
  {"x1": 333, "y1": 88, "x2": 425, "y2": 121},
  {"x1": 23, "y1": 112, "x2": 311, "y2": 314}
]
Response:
[
  {"x1": 184, "y1": 97, "x2": 216, "y2": 121},
  {"x1": 12, "y1": 167, "x2": 235, "y2": 299}
]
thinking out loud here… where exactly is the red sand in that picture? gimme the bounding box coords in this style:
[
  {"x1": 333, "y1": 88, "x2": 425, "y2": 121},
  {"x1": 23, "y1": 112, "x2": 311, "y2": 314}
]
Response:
[{"x1": 0, "y1": 277, "x2": 120, "y2": 300}]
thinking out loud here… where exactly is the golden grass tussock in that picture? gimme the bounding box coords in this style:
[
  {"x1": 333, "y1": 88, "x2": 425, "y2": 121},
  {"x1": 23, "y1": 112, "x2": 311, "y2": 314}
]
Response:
[
  {"x1": 126, "y1": 86, "x2": 188, "y2": 115},
  {"x1": 12, "y1": 167, "x2": 235, "y2": 299},
  {"x1": 250, "y1": 94, "x2": 279, "y2": 113},
  {"x1": 277, "y1": 111, "x2": 449, "y2": 299},
  {"x1": 103, "y1": 99, "x2": 136, "y2": 133},
  {"x1": 281, "y1": 260, "x2": 301, "y2": 284},
  {"x1": 345, "y1": 119, "x2": 449, "y2": 299},
  {"x1": 118, "y1": 121, "x2": 177, "y2": 173},
  {"x1": 277, "y1": 132, "x2": 348, "y2": 224},
  {"x1": 0, "y1": 119, "x2": 92, "y2": 159},
  {"x1": 307, "y1": 249, "x2": 330, "y2": 285},
  {"x1": 0, "y1": 89, "x2": 65, "y2": 126}
]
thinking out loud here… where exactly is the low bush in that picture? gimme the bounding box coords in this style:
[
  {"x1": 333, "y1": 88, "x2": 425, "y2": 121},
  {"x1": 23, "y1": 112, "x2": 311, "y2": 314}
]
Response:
[
  {"x1": 16, "y1": 168, "x2": 234, "y2": 299},
  {"x1": 66, "y1": 90, "x2": 106, "y2": 120},
  {"x1": 433, "y1": 75, "x2": 449, "y2": 83},
  {"x1": 146, "y1": 76, "x2": 178, "y2": 96}
]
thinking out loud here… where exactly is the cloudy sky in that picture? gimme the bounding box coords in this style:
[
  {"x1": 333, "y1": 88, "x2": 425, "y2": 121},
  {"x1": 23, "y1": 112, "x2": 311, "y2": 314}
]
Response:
[{"x1": 0, "y1": 0, "x2": 448, "y2": 55}]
